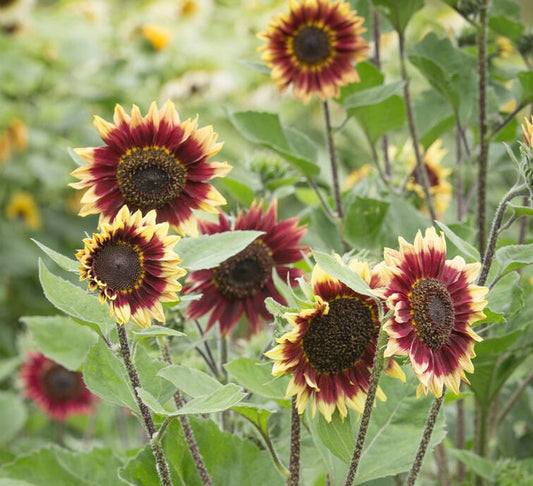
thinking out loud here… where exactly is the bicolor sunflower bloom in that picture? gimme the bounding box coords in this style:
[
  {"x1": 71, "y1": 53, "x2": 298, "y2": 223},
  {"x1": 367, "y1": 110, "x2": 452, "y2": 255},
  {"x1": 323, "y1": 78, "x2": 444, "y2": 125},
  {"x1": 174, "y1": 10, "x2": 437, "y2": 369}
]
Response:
[
  {"x1": 76, "y1": 205, "x2": 186, "y2": 327},
  {"x1": 5, "y1": 191, "x2": 41, "y2": 230},
  {"x1": 70, "y1": 101, "x2": 231, "y2": 236},
  {"x1": 258, "y1": 0, "x2": 369, "y2": 103},
  {"x1": 406, "y1": 139, "x2": 452, "y2": 217},
  {"x1": 20, "y1": 353, "x2": 96, "y2": 421},
  {"x1": 184, "y1": 200, "x2": 308, "y2": 335},
  {"x1": 375, "y1": 227, "x2": 488, "y2": 398},
  {"x1": 265, "y1": 261, "x2": 405, "y2": 422}
]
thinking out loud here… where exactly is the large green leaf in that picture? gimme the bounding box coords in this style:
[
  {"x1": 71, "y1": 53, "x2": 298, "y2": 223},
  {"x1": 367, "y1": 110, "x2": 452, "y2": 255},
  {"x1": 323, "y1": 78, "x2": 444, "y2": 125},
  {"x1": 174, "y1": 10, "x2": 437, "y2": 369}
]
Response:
[
  {"x1": 175, "y1": 230, "x2": 264, "y2": 271},
  {"x1": 343, "y1": 196, "x2": 390, "y2": 249},
  {"x1": 0, "y1": 392, "x2": 26, "y2": 446},
  {"x1": 134, "y1": 344, "x2": 176, "y2": 405},
  {"x1": 82, "y1": 340, "x2": 137, "y2": 411},
  {"x1": 228, "y1": 111, "x2": 320, "y2": 177},
  {"x1": 517, "y1": 71, "x2": 533, "y2": 104},
  {"x1": 225, "y1": 357, "x2": 289, "y2": 400},
  {"x1": 158, "y1": 364, "x2": 224, "y2": 398},
  {"x1": 342, "y1": 81, "x2": 405, "y2": 109},
  {"x1": 495, "y1": 243, "x2": 533, "y2": 279},
  {"x1": 435, "y1": 221, "x2": 481, "y2": 262},
  {"x1": 119, "y1": 418, "x2": 284, "y2": 486},
  {"x1": 0, "y1": 447, "x2": 127, "y2": 486},
  {"x1": 38, "y1": 259, "x2": 114, "y2": 336},
  {"x1": 371, "y1": 0, "x2": 424, "y2": 34},
  {"x1": 20, "y1": 315, "x2": 98, "y2": 371}
]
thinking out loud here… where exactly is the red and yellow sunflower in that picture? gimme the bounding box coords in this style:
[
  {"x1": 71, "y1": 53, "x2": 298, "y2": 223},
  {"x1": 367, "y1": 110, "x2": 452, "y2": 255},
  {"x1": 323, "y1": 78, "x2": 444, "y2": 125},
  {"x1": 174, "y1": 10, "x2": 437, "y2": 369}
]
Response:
[
  {"x1": 76, "y1": 205, "x2": 186, "y2": 328},
  {"x1": 70, "y1": 101, "x2": 231, "y2": 236},
  {"x1": 258, "y1": 0, "x2": 369, "y2": 103},
  {"x1": 375, "y1": 227, "x2": 488, "y2": 398},
  {"x1": 21, "y1": 353, "x2": 96, "y2": 421},
  {"x1": 266, "y1": 260, "x2": 405, "y2": 422},
  {"x1": 184, "y1": 200, "x2": 308, "y2": 335}
]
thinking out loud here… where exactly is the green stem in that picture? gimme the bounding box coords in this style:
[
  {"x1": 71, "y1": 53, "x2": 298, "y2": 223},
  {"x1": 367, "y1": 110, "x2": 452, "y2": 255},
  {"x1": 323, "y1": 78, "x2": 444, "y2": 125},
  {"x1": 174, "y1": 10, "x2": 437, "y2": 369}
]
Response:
[
  {"x1": 323, "y1": 99, "x2": 344, "y2": 220},
  {"x1": 344, "y1": 326, "x2": 388, "y2": 486},
  {"x1": 398, "y1": 30, "x2": 437, "y2": 222},
  {"x1": 116, "y1": 324, "x2": 173, "y2": 486},
  {"x1": 287, "y1": 396, "x2": 301, "y2": 486},
  {"x1": 405, "y1": 391, "x2": 446, "y2": 486},
  {"x1": 476, "y1": 0, "x2": 490, "y2": 255}
]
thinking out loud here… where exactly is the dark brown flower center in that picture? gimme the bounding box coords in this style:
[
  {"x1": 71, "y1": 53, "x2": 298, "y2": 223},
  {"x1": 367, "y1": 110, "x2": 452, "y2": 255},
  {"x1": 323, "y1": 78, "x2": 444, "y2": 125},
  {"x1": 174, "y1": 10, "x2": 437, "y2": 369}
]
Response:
[
  {"x1": 302, "y1": 297, "x2": 376, "y2": 374},
  {"x1": 93, "y1": 241, "x2": 143, "y2": 291},
  {"x1": 292, "y1": 25, "x2": 331, "y2": 66},
  {"x1": 411, "y1": 162, "x2": 439, "y2": 187},
  {"x1": 213, "y1": 240, "x2": 274, "y2": 299},
  {"x1": 41, "y1": 364, "x2": 84, "y2": 402},
  {"x1": 410, "y1": 278, "x2": 455, "y2": 350},
  {"x1": 117, "y1": 146, "x2": 187, "y2": 209}
]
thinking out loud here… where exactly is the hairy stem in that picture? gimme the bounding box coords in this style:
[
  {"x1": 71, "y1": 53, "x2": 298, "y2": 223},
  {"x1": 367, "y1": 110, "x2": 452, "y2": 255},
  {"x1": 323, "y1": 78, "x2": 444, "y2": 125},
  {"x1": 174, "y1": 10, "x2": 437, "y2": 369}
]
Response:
[
  {"x1": 116, "y1": 324, "x2": 173, "y2": 486},
  {"x1": 434, "y1": 442, "x2": 452, "y2": 486},
  {"x1": 405, "y1": 391, "x2": 445, "y2": 486},
  {"x1": 287, "y1": 396, "x2": 301, "y2": 486},
  {"x1": 398, "y1": 31, "x2": 437, "y2": 222},
  {"x1": 344, "y1": 327, "x2": 388, "y2": 486},
  {"x1": 323, "y1": 99, "x2": 344, "y2": 220}
]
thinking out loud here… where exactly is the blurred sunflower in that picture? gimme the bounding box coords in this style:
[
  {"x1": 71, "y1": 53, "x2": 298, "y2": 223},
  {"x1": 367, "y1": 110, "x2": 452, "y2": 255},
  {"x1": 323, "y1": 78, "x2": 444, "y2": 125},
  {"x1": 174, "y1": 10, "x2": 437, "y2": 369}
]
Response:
[
  {"x1": 375, "y1": 227, "x2": 488, "y2": 398},
  {"x1": 141, "y1": 24, "x2": 172, "y2": 51},
  {"x1": 258, "y1": 0, "x2": 369, "y2": 103},
  {"x1": 5, "y1": 191, "x2": 41, "y2": 230},
  {"x1": 184, "y1": 200, "x2": 308, "y2": 335},
  {"x1": 344, "y1": 164, "x2": 371, "y2": 190},
  {"x1": 0, "y1": 0, "x2": 34, "y2": 31},
  {"x1": 20, "y1": 353, "x2": 96, "y2": 421},
  {"x1": 265, "y1": 261, "x2": 405, "y2": 422},
  {"x1": 76, "y1": 205, "x2": 186, "y2": 328},
  {"x1": 406, "y1": 139, "x2": 452, "y2": 217},
  {"x1": 71, "y1": 101, "x2": 231, "y2": 236}
]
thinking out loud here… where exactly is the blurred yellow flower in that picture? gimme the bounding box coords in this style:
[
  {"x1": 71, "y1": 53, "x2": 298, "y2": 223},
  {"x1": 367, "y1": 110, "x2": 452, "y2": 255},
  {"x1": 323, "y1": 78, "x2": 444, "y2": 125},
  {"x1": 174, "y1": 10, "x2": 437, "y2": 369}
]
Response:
[
  {"x1": 495, "y1": 36, "x2": 514, "y2": 58},
  {"x1": 141, "y1": 24, "x2": 172, "y2": 51},
  {"x1": 344, "y1": 164, "x2": 371, "y2": 189},
  {"x1": 0, "y1": 131, "x2": 10, "y2": 163},
  {"x1": 5, "y1": 191, "x2": 41, "y2": 230},
  {"x1": 7, "y1": 119, "x2": 27, "y2": 151}
]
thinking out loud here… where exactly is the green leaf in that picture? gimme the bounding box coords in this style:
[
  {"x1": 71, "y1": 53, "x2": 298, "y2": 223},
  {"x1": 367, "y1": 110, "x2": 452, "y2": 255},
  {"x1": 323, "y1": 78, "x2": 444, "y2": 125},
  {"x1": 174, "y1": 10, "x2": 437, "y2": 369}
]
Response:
[
  {"x1": 158, "y1": 364, "x2": 223, "y2": 398},
  {"x1": 0, "y1": 480, "x2": 36, "y2": 486},
  {"x1": 343, "y1": 196, "x2": 390, "y2": 249},
  {"x1": 134, "y1": 344, "x2": 176, "y2": 405},
  {"x1": 0, "y1": 357, "x2": 22, "y2": 383},
  {"x1": 0, "y1": 447, "x2": 127, "y2": 486},
  {"x1": 176, "y1": 230, "x2": 263, "y2": 271},
  {"x1": 38, "y1": 259, "x2": 114, "y2": 336},
  {"x1": 449, "y1": 450, "x2": 496, "y2": 480},
  {"x1": 82, "y1": 340, "x2": 137, "y2": 411},
  {"x1": 0, "y1": 392, "x2": 26, "y2": 446},
  {"x1": 495, "y1": 243, "x2": 533, "y2": 278},
  {"x1": 119, "y1": 418, "x2": 284, "y2": 486},
  {"x1": 132, "y1": 327, "x2": 185, "y2": 339},
  {"x1": 136, "y1": 387, "x2": 169, "y2": 415},
  {"x1": 517, "y1": 71, "x2": 533, "y2": 105},
  {"x1": 31, "y1": 239, "x2": 79, "y2": 273},
  {"x1": 414, "y1": 90, "x2": 455, "y2": 148},
  {"x1": 435, "y1": 221, "x2": 481, "y2": 262},
  {"x1": 509, "y1": 203, "x2": 533, "y2": 217},
  {"x1": 314, "y1": 412, "x2": 355, "y2": 464},
  {"x1": 20, "y1": 315, "x2": 98, "y2": 370},
  {"x1": 167, "y1": 384, "x2": 246, "y2": 416},
  {"x1": 372, "y1": 0, "x2": 424, "y2": 33},
  {"x1": 67, "y1": 147, "x2": 87, "y2": 167},
  {"x1": 225, "y1": 357, "x2": 289, "y2": 400},
  {"x1": 343, "y1": 81, "x2": 405, "y2": 109},
  {"x1": 312, "y1": 251, "x2": 375, "y2": 299},
  {"x1": 488, "y1": 15, "x2": 524, "y2": 43},
  {"x1": 228, "y1": 111, "x2": 320, "y2": 177}
]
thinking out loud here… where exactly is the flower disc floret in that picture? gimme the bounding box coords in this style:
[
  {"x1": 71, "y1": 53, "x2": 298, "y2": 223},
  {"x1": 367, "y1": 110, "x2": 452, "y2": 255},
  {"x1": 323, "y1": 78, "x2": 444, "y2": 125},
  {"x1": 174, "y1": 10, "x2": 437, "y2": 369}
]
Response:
[{"x1": 76, "y1": 205, "x2": 186, "y2": 327}]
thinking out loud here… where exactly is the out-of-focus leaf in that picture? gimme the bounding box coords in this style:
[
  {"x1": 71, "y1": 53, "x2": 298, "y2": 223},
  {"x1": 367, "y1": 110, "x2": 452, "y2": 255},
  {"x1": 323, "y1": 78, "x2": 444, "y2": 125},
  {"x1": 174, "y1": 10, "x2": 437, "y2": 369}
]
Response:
[
  {"x1": 517, "y1": 71, "x2": 533, "y2": 105},
  {"x1": 0, "y1": 392, "x2": 26, "y2": 446},
  {"x1": 132, "y1": 327, "x2": 185, "y2": 339},
  {"x1": 488, "y1": 16, "x2": 523, "y2": 42},
  {"x1": 372, "y1": 0, "x2": 424, "y2": 33},
  {"x1": 435, "y1": 221, "x2": 481, "y2": 262},
  {"x1": 343, "y1": 196, "x2": 389, "y2": 249},
  {"x1": 343, "y1": 81, "x2": 405, "y2": 109},
  {"x1": 449, "y1": 450, "x2": 496, "y2": 480},
  {"x1": 158, "y1": 364, "x2": 223, "y2": 398}
]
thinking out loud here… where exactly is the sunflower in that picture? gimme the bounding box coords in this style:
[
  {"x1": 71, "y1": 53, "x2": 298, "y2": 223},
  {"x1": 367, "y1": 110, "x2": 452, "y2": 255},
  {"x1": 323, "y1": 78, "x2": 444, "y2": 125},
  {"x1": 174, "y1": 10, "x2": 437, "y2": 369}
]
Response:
[
  {"x1": 265, "y1": 261, "x2": 405, "y2": 422},
  {"x1": 5, "y1": 191, "x2": 41, "y2": 230},
  {"x1": 184, "y1": 200, "x2": 308, "y2": 335},
  {"x1": 20, "y1": 353, "x2": 96, "y2": 421},
  {"x1": 141, "y1": 24, "x2": 172, "y2": 51},
  {"x1": 70, "y1": 101, "x2": 231, "y2": 236},
  {"x1": 258, "y1": 0, "x2": 369, "y2": 103},
  {"x1": 375, "y1": 227, "x2": 488, "y2": 398},
  {"x1": 406, "y1": 139, "x2": 452, "y2": 217},
  {"x1": 76, "y1": 205, "x2": 186, "y2": 328}
]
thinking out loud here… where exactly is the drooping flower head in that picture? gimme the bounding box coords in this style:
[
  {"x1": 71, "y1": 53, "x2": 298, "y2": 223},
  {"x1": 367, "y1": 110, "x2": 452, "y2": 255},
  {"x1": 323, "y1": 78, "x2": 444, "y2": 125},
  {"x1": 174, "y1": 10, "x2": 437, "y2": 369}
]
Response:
[
  {"x1": 406, "y1": 139, "x2": 452, "y2": 218},
  {"x1": 20, "y1": 353, "x2": 96, "y2": 421},
  {"x1": 70, "y1": 101, "x2": 231, "y2": 236},
  {"x1": 375, "y1": 227, "x2": 488, "y2": 398},
  {"x1": 76, "y1": 205, "x2": 186, "y2": 327},
  {"x1": 265, "y1": 261, "x2": 405, "y2": 422},
  {"x1": 184, "y1": 200, "x2": 308, "y2": 335},
  {"x1": 258, "y1": 0, "x2": 369, "y2": 103}
]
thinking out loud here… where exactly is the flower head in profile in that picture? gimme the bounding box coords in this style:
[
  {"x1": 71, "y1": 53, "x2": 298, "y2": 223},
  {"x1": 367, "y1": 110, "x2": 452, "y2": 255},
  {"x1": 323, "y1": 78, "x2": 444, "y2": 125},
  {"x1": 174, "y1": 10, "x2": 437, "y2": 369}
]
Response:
[
  {"x1": 265, "y1": 261, "x2": 405, "y2": 422},
  {"x1": 258, "y1": 0, "x2": 369, "y2": 103},
  {"x1": 20, "y1": 353, "x2": 96, "y2": 421},
  {"x1": 70, "y1": 101, "x2": 231, "y2": 236},
  {"x1": 76, "y1": 205, "x2": 186, "y2": 327},
  {"x1": 375, "y1": 227, "x2": 488, "y2": 398},
  {"x1": 406, "y1": 139, "x2": 452, "y2": 218},
  {"x1": 184, "y1": 200, "x2": 308, "y2": 335},
  {"x1": 5, "y1": 191, "x2": 41, "y2": 230}
]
